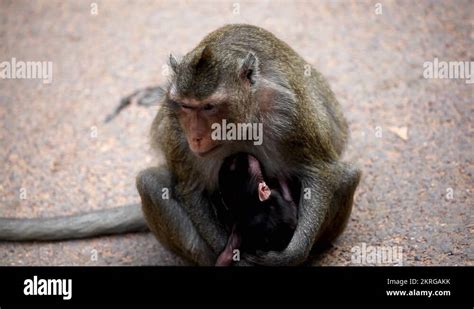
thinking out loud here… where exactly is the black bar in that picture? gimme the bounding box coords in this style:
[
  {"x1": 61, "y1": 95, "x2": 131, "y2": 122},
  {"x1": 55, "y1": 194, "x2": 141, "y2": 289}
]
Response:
[{"x1": 0, "y1": 267, "x2": 471, "y2": 306}]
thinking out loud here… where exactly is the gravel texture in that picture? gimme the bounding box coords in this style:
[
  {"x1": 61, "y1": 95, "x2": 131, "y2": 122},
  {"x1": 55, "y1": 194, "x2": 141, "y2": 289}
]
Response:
[{"x1": 0, "y1": 0, "x2": 472, "y2": 266}]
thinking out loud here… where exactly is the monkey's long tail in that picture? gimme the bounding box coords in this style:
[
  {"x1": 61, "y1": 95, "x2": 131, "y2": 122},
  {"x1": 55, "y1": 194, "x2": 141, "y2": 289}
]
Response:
[
  {"x1": 104, "y1": 86, "x2": 165, "y2": 123},
  {"x1": 0, "y1": 204, "x2": 148, "y2": 241}
]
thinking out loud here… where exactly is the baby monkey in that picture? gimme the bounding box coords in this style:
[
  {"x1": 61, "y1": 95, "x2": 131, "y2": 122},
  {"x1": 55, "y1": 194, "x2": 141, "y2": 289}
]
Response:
[{"x1": 216, "y1": 153, "x2": 298, "y2": 266}]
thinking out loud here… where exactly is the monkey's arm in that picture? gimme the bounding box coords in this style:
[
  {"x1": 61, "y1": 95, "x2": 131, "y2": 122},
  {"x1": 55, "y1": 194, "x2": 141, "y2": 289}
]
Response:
[
  {"x1": 244, "y1": 162, "x2": 361, "y2": 266},
  {"x1": 0, "y1": 204, "x2": 147, "y2": 241},
  {"x1": 137, "y1": 166, "x2": 229, "y2": 265}
]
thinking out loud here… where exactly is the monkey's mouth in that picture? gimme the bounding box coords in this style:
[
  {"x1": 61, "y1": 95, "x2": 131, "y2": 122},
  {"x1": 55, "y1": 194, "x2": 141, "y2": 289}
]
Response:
[{"x1": 195, "y1": 144, "x2": 222, "y2": 157}]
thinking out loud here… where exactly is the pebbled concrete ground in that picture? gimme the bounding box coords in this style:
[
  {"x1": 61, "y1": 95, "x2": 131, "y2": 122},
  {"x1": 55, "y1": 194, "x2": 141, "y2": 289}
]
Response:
[{"x1": 0, "y1": 0, "x2": 472, "y2": 266}]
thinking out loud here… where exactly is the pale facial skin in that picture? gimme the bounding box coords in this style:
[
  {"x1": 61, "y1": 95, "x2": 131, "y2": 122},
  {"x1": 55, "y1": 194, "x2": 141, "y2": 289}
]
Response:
[{"x1": 170, "y1": 92, "x2": 228, "y2": 157}]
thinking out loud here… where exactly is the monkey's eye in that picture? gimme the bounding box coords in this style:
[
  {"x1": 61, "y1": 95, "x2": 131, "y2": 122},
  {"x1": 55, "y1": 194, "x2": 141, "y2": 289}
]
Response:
[
  {"x1": 180, "y1": 104, "x2": 193, "y2": 112},
  {"x1": 202, "y1": 104, "x2": 214, "y2": 111},
  {"x1": 169, "y1": 100, "x2": 187, "y2": 111}
]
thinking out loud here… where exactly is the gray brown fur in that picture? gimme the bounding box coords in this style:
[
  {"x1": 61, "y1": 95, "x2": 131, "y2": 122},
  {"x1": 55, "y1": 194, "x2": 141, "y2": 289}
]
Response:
[{"x1": 138, "y1": 24, "x2": 361, "y2": 266}]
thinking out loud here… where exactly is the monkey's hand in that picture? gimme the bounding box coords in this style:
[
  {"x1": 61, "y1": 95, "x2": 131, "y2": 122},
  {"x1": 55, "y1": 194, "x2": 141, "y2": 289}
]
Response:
[
  {"x1": 242, "y1": 207, "x2": 322, "y2": 266},
  {"x1": 242, "y1": 221, "x2": 314, "y2": 266},
  {"x1": 242, "y1": 247, "x2": 303, "y2": 266}
]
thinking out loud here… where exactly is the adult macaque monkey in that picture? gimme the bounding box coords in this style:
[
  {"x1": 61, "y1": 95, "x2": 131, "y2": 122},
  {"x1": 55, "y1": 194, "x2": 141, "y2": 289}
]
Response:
[
  {"x1": 136, "y1": 24, "x2": 361, "y2": 266},
  {"x1": 0, "y1": 24, "x2": 360, "y2": 266}
]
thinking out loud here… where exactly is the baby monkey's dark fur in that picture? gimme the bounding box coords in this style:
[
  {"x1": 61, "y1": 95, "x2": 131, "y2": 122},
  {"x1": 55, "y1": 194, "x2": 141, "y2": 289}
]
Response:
[{"x1": 217, "y1": 153, "x2": 297, "y2": 265}]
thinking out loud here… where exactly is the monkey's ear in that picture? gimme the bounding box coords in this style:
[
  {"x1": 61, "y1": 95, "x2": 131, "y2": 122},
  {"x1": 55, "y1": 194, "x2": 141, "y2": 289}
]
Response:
[
  {"x1": 169, "y1": 53, "x2": 179, "y2": 73},
  {"x1": 239, "y1": 52, "x2": 259, "y2": 85},
  {"x1": 258, "y1": 182, "x2": 271, "y2": 201}
]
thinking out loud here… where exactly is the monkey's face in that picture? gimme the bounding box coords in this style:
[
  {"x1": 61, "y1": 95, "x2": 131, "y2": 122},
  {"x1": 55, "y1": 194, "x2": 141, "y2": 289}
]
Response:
[
  {"x1": 166, "y1": 45, "x2": 259, "y2": 158},
  {"x1": 170, "y1": 95, "x2": 228, "y2": 157}
]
